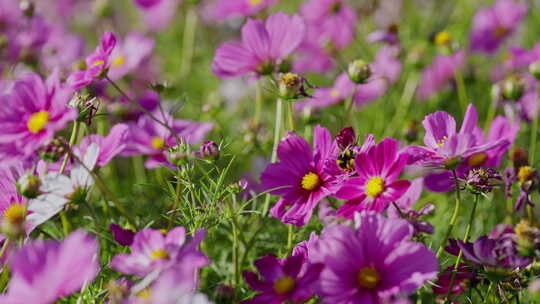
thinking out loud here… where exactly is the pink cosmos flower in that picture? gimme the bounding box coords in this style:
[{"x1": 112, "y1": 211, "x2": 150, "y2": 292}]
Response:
[
  {"x1": 260, "y1": 126, "x2": 341, "y2": 226},
  {"x1": 242, "y1": 254, "x2": 323, "y2": 304},
  {"x1": 470, "y1": 0, "x2": 527, "y2": 55},
  {"x1": 107, "y1": 32, "x2": 155, "y2": 80},
  {"x1": 212, "y1": 13, "x2": 306, "y2": 78},
  {"x1": 205, "y1": 0, "x2": 278, "y2": 20},
  {"x1": 67, "y1": 31, "x2": 117, "y2": 90},
  {"x1": 335, "y1": 138, "x2": 410, "y2": 218},
  {"x1": 424, "y1": 110, "x2": 518, "y2": 192},
  {"x1": 0, "y1": 71, "x2": 77, "y2": 158},
  {"x1": 77, "y1": 123, "x2": 129, "y2": 168},
  {"x1": 300, "y1": 0, "x2": 357, "y2": 50},
  {"x1": 0, "y1": 230, "x2": 99, "y2": 304},
  {"x1": 308, "y1": 211, "x2": 438, "y2": 303},
  {"x1": 416, "y1": 50, "x2": 466, "y2": 100},
  {"x1": 110, "y1": 227, "x2": 209, "y2": 280},
  {"x1": 121, "y1": 111, "x2": 213, "y2": 169}
]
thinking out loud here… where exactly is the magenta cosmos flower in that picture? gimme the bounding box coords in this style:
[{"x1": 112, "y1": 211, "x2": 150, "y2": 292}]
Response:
[
  {"x1": 260, "y1": 125, "x2": 341, "y2": 226},
  {"x1": 212, "y1": 12, "x2": 306, "y2": 78},
  {"x1": 417, "y1": 50, "x2": 466, "y2": 100},
  {"x1": 67, "y1": 31, "x2": 117, "y2": 90},
  {"x1": 121, "y1": 111, "x2": 213, "y2": 168},
  {"x1": 133, "y1": 0, "x2": 181, "y2": 32},
  {"x1": 470, "y1": 0, "x2": 527, "y2": 55},
  {"x1": 0, "y1": 230, "x2": 99, "y2": 304},
  {"x1": 308, "y1": 211, "x2": 438, "y2": 303},
  {"x1": 335, "y1": 138, "x2": 410, "y2": 218},
  {"x1": 407, "y1": 104, "x2": 509, "y2": 171},
  {"x1": 110, "y1": 227, "x2": 209, "y2": 279},
  {"x1": 300, "y1": 0, "x2": 357, "y2": 50},
  {"x1": 0, "y1": 71, "x2": 77, "y2": 158},
  {"x1": 206, "y1": 0, "x2": 278, "y2": 20},
  {"x1": 77, "y1": 123, "x2": 129, "y2": 168},
  {"x1": 243, "y1": 254, "x2": 323, "y2": 304},
  {"x1": 107, "y1": 32, "x2": 154, "y2": 80}
]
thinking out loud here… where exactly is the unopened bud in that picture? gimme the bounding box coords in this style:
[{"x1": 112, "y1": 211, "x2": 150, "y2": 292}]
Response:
[
  {"x1": 347, "y1": 59, "x2": 371, "y2": 84},
  {"x1": 38, "y1": 137, "x2": 68, "y2": 162},
  {"x1": 17, "y1": 172, "x2": 41, "y2": 199},
  {"x1": 197, "y1": 141, "x2": 220, "y2": 160},
  {"x1": 69, "y1": 94, "x2": 98, "y2": 124},
  {"x1": 336, "y1": 127, "x2": 356, "y2": 150},
  {"x1": 529, "y1": 60, "x2": 540, "y2": 81},
  {"x1": 227, "y1": 180, "x2": 248, "y2": 194},
  {"x1": 278, "y1": 73, "x2": 304, "y2": 100},
  {"x1": 501, "y1": 75, "x2": 525, "y2": 101},
  {"x1": 167, "y1": 146, "x2": 189, "y2": 167}
]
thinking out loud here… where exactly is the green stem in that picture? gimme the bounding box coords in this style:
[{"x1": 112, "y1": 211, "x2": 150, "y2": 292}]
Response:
[
  {"x1": 168, "y1": 169, "x2": 182, "y2": 229},
  {"x1": 436, "y1": 170, "x2": 462, "y2": 258},
  {"x1": 445, "y1": 194, "x2": 480, "y2": 302},
  {"x1": 0, "y1": 239, "x2": 10, "y2": 260},
  {"x1": 254, "y1": 80, "x2": 262, "y2": 127},
  {"x1": 287, "y1": 101, "x2": 295, "y2": 131},
  {"x1": 483, "y1": 282, "x2": 494, "y2": 304},
  {"x1": 132, "y1": 155, "x2": 147, "y2": 185},
  {"x1": 345, "y1": 86, "x2": 357, "y2": 126},
  {"x1": 179, "y1": 6, "x2": 198, "y2": 81},
  {"x1": 386, "y1": 72, "x2": 419, "y2": 137},
  {"x1": 483, "y1": 96, "x2": 497, "y2": 131},
  {"x1": 262, "y1": 98, "x2": 284, "y2": 216},
  {"x1": 454, "y1": 70, "x2": 468, "y2": 114},
  {"x1": 287, "y1": 224, "x2": 294, "y2": 254},
  {"x1": 59, "y1": 120, "x2": 80, "y2": 236},
  {"x1": 227, "y1": 194, "x2": 240, "y2": 289}
]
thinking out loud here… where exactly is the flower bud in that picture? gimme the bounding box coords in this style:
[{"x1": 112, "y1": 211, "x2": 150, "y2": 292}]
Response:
[
  {"x1": 227, "y1": 180, "x2": 248, "y2": 194},
  {"x1": 20, "y1": 1, "x2": 35, "y2": 18},
  {"x1": 278, "y1": 73, "x2": 305, "y2": 100},
  {"x1": 38, "y1": 137, "x2": 68, "y2": 162},
  {"x1": 69, "y1": 94, "x2": 99, "y2": 125},
  {"x1": 530, "y1": 60, "x2": 540, "y2": 81},
  {"x1": 336, "y1": 127, "x2": 356, "y2": 150},
  {"x1": 197, "y1": 141, "x2": 220, "y2": 160},
  {"x1": 515, "y1": 220, "x2": 539, "y2": 257},
  {"x1": 403, "y1": 120, "x2": 419, "y2": 143},
  {"x1": 16, "y1": 172, "x2": 41, "y2": 199},
  {"x1": 347, "y1": 59, "x2": 371, "y2": 84},
  {"x1": 501, "y1": 75, "x2": 525, "y2": 101},
  {"x1": 510, "y1": 147, "x2": 528, "y2": 169},
  {"x1": 167, "y1": 145, "x2": 189, "y2": 167},
  {"x1": 465, "y1": 168, "x2": 502, "y2": 194}
]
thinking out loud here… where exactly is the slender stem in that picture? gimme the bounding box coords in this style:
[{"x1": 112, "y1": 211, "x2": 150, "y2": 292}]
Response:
[
  {"x1": 179, "y1": 6, "x2": 198, "y2": 81},
  {"x1": 227, "y1": 194, "x2": 240, "y2": 288},
  {"x1": 445, "y1": 194, "x2": 480, "y2": 302},
  {"x1": 0, "y1": 239, "x2": 10, "y2": 260},
  {"x1": 132, "y1": 155, "x2": 147, "y2": 185},
  {"x1": 286, "y1": 101, "x2": 295, "y2": 131},
  {"x1": 262, "y1": 98, "x2": 284, "y2": 216},
  {"x1": 287, "y1": 224, "x2": 294, "y2": 253},
  {"x1": 60, "y1": 120, "x2": 80, "y2": 174},
  {"x1": 454, "y1": 70, "x2": 468, "y2": 114},
  {"x1": 483, "y1": 96, "x2": 497, "y2": 131},
  {"x1": 59, "y1": 120, "x2": 80, "y2": 236},
  {"x1": 345, "y1": 86, "x2": 357, "y2": 126},
  {"x1": 254, "y1": 79, "x2": 262, "y2": 127},
  {"x1": 386, "y1": 72, "x2": 419, "y2": 137},
  {"x1": 436, "y1": 170, "x2": 462, "y2": 257},
  {"x1": 483, "y1": 282, "x2": 494, "y2": 304},
  {"x1": 168, "y1": 169, "x2": 182, "y2": 229}
]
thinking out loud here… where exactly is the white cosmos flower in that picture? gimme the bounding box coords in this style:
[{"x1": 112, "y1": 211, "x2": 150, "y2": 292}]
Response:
[{"x1": 27, "y1": 143, "x2": 100, "y2": 229}]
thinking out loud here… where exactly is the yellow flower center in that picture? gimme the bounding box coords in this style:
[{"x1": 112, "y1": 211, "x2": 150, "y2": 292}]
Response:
[
  {"x1": 467, "y1": 152, "x2": 488, "y2": 168},
  {"x1": 151, "y1": 137, "x2": 165, "y2": 150},
  {"x1": 518, "y1": 166, "x2": 535, "y2": 182},
  {"x1": 494, "y1": 26, "x2": 508, "y2": 38},
  {"x1": 357, "y1": 267, "x2": 380, "y2": 289},
  {"x1": 248, "y1": 0, "x2": 263, "y2": 5},
  {"x1": 92, "y1": 59, "x2": 105, "y2": 67},
  {"x1": 273, "y1": 276, "x2": 296, "y2": 295},
  {"x1": 3, "y1": 203, "x2": 26, "y2": 225},
  {"x1": 27, "y1": 111, "x2": 49, "y2": 133},
  {"x1": 150, "y1": 249, "x2": 170, "y2": 260},
  {"x1": 515, "y1": 220, "x2": 533, "y2": 240},
  {"x1": 301, "y1": 172, "x2": 321, "y2": 191},
  {"x1": 365, "y1": 177, "x2": 384, "y2": 197},
  {"x1": 112, "y1": 56, "x2": 125, "y2": 67},
  {"x1": 330, "y1": 89, "x2": 340, "y2": 98},
  {"x1": 434, "y1": 31, "x2": 452, "y2": 46},
  {"x1": 159, "y1": 229, "x2": 168, "y2": 235}
]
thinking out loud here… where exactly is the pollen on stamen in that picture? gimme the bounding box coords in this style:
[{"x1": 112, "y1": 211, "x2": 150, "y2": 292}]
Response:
[
  {"x1": 357, "y1": 267, "x2": 380, "y2": 289},
  {"x1": 27, "y1": 111, "x2": 50, "y2": 134},
  {"x1": 301, "y1": 172, "x2": 321, "y2": 191},
  {"x1": 112, "y1": 56, "x2": 125, "y2": 67},
  {"x1": 150, "y1": 249, "x2": 170, "y2": 260},
  {"x1": 151, "y1": 137, "x2": 165, "y2": 150},
  {"x1": 273, "y1": 276, "x2": 296, "y2": 295},
  {"x1": 365, "y1": 176, "x2": 384, "y2": 198}
]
